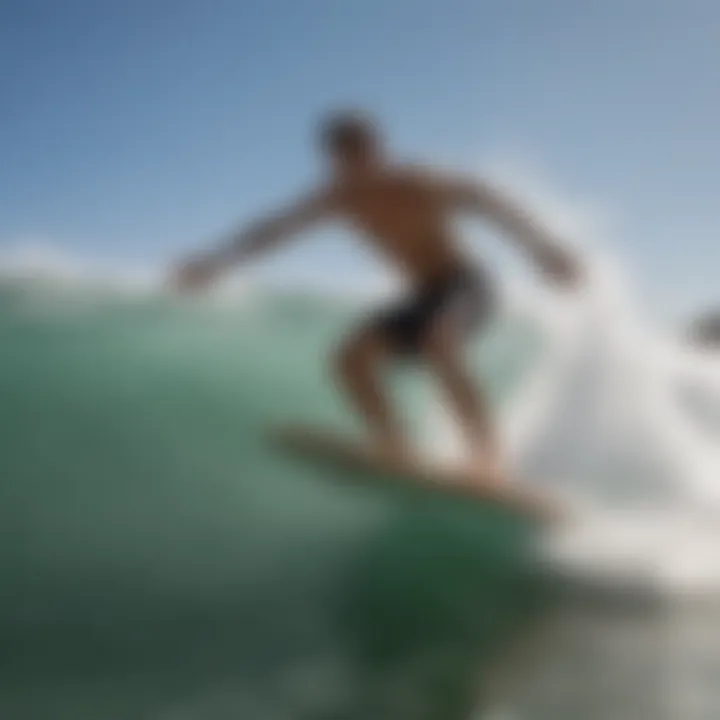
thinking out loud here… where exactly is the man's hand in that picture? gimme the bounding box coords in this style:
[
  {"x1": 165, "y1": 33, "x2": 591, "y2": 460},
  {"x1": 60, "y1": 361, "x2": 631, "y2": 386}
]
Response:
[
  {"x1": 169, "y1": 254, "x2": 221, "y2": 293},
  {"x1": 531, "y1": 243, "x2": 584, "y2": 288}
]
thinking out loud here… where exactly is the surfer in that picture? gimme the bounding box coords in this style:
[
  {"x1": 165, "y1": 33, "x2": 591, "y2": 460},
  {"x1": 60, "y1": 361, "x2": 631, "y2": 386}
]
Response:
[{"x1": 171, "y1": 111, "x2": 582, "y2": 482}]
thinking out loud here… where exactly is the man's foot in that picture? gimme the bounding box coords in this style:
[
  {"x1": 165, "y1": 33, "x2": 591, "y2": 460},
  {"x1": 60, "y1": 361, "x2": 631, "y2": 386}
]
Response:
[
  {"x1": 370, "y1": 436, "x2": 415, "y2": 468},
  {"x1": 467, "y1": 450, "x2": 507, "y2": 486}
]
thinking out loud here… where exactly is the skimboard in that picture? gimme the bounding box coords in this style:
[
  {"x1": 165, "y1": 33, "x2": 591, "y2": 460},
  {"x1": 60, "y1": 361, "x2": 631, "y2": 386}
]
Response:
[{"x1": 268, "y1": 424, "x2": 563, "y2": 523}]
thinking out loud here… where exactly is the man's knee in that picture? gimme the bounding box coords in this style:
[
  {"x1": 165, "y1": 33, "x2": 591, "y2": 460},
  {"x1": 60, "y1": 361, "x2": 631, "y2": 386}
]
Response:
[
  {"x1": 422, "y1": 319, "x2": 460, "y2": 369},
  {"x1": 332, "y1": 329, "x2": 381, "y2": 381},
  {"x1": 333, "y1": 341, "x2": 356, "y2": 381}
]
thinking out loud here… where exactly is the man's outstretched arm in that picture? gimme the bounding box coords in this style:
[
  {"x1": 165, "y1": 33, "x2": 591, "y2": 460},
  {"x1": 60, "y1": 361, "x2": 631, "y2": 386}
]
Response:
[
  {"x1": 172, "y1": 190, "x2": 334, "y2": 291},
  {"x1": 436, "y1": 173, "x2": 583, "y2": 286}
]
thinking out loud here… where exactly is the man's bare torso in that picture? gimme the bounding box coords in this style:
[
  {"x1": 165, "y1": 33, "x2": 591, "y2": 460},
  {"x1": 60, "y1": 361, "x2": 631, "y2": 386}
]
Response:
[{"x1": 329, "y1": 166, "x2": 465, "y2": 284}]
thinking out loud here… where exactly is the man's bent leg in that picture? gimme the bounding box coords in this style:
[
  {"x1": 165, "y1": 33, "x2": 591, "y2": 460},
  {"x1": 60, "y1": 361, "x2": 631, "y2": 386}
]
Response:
[
  {"x1": 332, "y1": 327, "x2": 409, "y2": 457},
  {"x1": 423, "y1": 320, "x2": 504, "y2": 480}
]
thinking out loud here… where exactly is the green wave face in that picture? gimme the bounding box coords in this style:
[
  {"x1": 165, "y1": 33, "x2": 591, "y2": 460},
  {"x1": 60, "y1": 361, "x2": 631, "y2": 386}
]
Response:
[{"x1": 0, "y1": 282, "x2": 548, "y2": 720}]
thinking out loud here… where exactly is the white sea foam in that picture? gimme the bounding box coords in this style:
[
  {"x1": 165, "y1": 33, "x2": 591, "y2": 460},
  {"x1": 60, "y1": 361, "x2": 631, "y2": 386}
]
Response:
[{"x1": 428, "y1": 171, "x2": 720, "y2": 594}]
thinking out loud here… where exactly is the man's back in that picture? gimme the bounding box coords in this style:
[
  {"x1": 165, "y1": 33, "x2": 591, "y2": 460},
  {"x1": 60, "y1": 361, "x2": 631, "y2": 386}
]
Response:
[
  {"x1": 331, "y1": 165, "x2": 464, "y2": 283},
  {"x1": 171, "y1": 110, "x2": 582, "y2": 482}
]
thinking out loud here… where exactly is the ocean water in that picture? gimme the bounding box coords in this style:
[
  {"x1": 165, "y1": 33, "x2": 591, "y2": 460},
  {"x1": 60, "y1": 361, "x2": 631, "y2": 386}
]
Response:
[
  {"x1": 0, "y1": 277, "x2": 548, "y2": 720},
  {"x1": 1, "y1": 256, "x2": 718, "y2": 719}
]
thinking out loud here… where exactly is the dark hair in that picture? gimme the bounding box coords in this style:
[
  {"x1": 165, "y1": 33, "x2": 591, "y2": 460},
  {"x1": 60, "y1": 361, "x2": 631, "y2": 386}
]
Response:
[{"x1": 318, "y1": 110, "x2": 379, "y2": 155}]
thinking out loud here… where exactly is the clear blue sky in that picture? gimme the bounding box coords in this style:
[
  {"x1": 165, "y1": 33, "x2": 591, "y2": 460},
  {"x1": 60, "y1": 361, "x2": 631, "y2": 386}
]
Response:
[{"x1": 1, "y1": 0, "x2": 718, "y2": 311}]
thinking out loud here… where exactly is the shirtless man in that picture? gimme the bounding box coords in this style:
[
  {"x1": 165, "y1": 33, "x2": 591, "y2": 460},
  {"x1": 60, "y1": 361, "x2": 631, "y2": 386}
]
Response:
[{"x1": 172, "y1": 111, "x2": 581, "y2": 480}]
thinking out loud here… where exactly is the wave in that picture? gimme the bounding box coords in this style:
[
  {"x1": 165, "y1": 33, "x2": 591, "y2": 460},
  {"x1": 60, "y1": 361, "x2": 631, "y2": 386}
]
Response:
[
  {"x1": 0, "y1": 268, "x2": 548, "y2": 719},
  {"x1": 3, "y1": 249, "x2": 718, "y2": 596},
  {"x1": 1, "y1": 221, "x2": 718, "y2": 717}
]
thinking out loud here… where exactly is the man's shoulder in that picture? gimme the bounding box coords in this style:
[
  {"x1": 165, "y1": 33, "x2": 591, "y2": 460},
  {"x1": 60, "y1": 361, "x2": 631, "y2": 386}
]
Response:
[
  {"x1": 296, "y1": 182, "x2": 342, "y2": 211},
  {"x1": 380, "y1": 162, "x2": 447, "y2": 196},
  {"x1": 389, "y1": 161, "x2": 437, "y2": 182},
  {"x1": 389, "y1": 162, "x2": 483, "y2": 191}
]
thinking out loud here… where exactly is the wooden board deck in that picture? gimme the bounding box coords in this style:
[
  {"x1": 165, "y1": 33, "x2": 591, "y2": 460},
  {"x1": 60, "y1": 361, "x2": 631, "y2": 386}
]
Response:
[{"x1": 268, "y1": 424, "x2": 564, "y2": 523}]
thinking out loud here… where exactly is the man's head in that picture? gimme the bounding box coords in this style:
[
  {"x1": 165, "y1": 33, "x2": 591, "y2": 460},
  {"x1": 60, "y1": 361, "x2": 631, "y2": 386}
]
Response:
[{"x1": 318, "y1": 110, "x2": 383, "y2": 175}]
